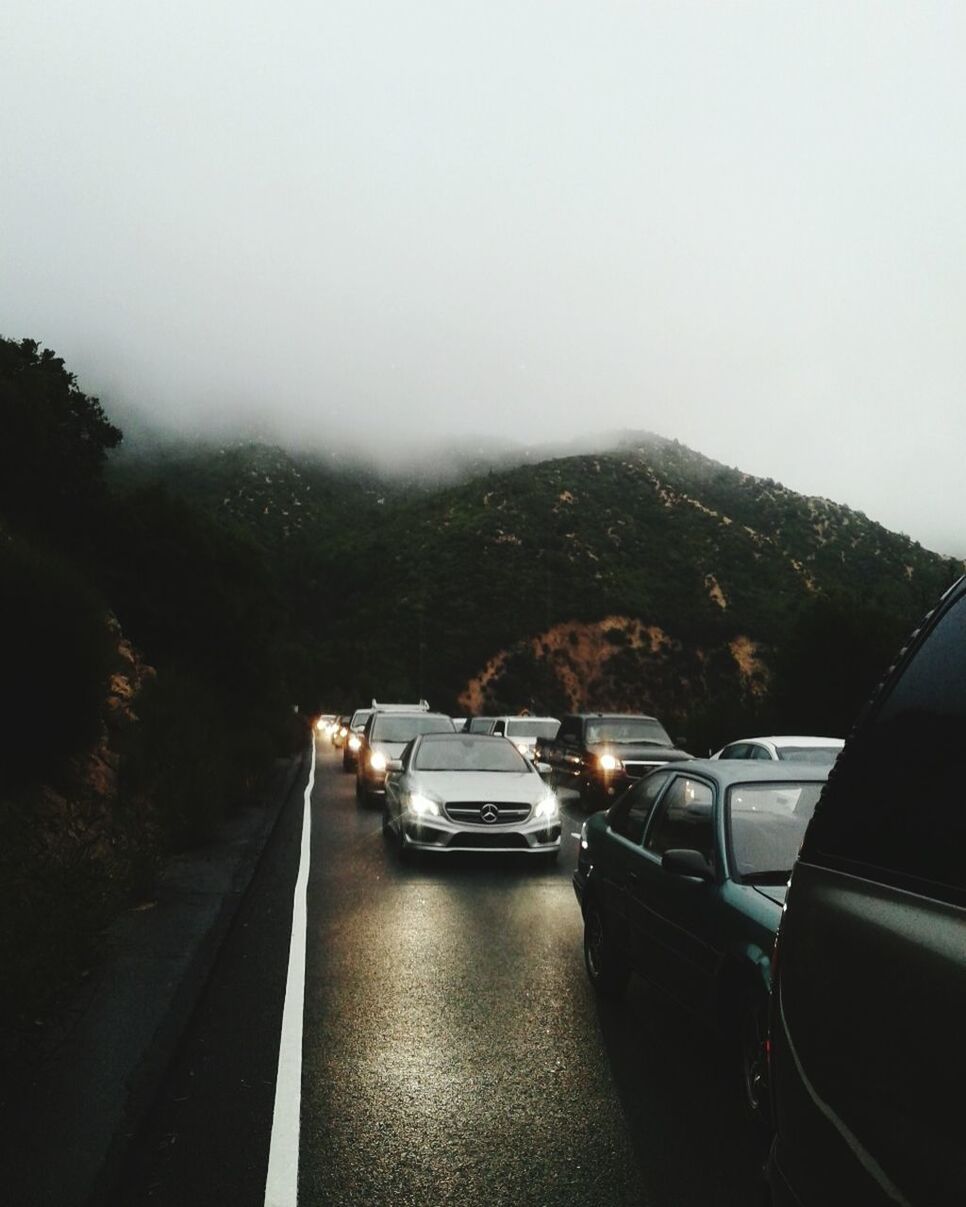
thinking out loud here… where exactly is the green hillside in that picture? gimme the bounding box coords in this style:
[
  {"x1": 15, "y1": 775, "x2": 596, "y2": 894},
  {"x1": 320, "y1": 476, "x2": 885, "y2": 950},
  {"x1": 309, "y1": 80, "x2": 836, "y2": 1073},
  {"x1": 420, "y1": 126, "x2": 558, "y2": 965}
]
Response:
[{"x1": 120, "y1": 432, "x2": 961, "y2": 748}]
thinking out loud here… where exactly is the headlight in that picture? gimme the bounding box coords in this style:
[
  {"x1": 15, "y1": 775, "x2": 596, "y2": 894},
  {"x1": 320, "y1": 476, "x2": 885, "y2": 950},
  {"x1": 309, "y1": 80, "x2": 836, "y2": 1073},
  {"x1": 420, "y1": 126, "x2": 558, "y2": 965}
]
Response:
[
  {"x1": 348, "y1": 735, "x2": 361, "y2": 751},
  {"x1": 370, "y1": 751, "x2": 387, "y2": 772},
  {"x1": 515, "y1": 741, "x2": 530, "y2": 755},
  {"x1": 408, "y1": 792, "x2": 440, "y2": 817},
  {"x1": 339, "y1": 726, "x2": 348, "y2": 738},
  {"x1": 316, "y1": 718, "x2": 327, "y2": 732},
  {"x1": 534, "y1": 793, "x2": 559, "y2": 820},
  {"x1": 598, "y1": 754, "x2": 622, "y2": 772}
]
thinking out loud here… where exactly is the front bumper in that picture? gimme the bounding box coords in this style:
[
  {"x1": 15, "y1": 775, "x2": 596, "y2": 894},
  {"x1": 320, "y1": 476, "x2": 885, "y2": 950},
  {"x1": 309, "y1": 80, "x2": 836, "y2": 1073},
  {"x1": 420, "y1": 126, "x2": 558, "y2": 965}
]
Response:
[{"x1": 400, "y1": 814, "x2": 561, "y2": 854}]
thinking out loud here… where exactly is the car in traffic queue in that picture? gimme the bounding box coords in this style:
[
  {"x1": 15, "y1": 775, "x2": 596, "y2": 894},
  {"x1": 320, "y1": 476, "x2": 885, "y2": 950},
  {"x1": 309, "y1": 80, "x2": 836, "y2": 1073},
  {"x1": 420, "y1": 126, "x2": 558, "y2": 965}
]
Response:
[
  {"x1": 330, "y1": 715, "x2": 350, "y2": 749},
  {"x1": 538, "y1": 712, "x2": 692, "y2": 806},
  {"x1": 465, "y1": 716, "x2": 498, "y2": 734},
  {"x1": 713, "y1": 735, "x2": 844, "y2": 765},
  {"x1": 574, "y1": 759, "x2": 829, "y2": 1126},
  {"x1": 356, "y1": 709, "x2": 456, "y2": 805},
  {"x1": 342, "y1": 708, "x2": 373, "y2": 771},
  {"x1": 767, "y1": 577, "x2": 966, "y2": 1207},
  {"x1": 490, "y1": 715, "x2": 561, "y2": 758},
  {"x1": 383, "y1": 732, "x2": 561, "y2": 860}
]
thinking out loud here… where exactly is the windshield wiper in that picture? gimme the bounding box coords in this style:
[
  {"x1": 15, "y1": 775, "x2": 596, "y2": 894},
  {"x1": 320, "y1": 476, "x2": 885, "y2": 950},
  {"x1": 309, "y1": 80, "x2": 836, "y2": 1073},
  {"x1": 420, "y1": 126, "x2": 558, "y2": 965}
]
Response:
[{"x1": 741, "y1": 870, "x2": 791, "y2": 886}]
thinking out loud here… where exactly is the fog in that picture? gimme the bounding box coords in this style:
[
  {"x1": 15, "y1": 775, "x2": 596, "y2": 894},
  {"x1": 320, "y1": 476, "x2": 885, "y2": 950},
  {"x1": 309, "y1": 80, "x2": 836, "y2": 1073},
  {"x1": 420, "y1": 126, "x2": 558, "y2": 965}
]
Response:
[{"x1": 3, "y1": 2, "x2": 965, "y2": 555}]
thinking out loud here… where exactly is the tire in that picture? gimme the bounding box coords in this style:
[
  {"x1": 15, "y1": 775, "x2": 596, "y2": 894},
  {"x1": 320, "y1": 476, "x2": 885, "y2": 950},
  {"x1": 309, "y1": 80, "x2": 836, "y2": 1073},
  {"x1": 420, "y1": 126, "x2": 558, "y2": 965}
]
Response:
[
  {"x1": 583, "y1": 902, "x2": 629, "y2": 997},
  {"x1": 736, "y1": 994, "x2": 772, "y2": 1136}
]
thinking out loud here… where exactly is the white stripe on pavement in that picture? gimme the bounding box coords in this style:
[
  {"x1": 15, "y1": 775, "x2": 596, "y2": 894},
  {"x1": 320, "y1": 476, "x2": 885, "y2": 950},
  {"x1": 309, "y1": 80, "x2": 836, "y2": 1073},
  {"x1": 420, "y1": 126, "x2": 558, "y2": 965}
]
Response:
[{"x1": 264, "y1": 738, "x2": 315, "y2": 1207}]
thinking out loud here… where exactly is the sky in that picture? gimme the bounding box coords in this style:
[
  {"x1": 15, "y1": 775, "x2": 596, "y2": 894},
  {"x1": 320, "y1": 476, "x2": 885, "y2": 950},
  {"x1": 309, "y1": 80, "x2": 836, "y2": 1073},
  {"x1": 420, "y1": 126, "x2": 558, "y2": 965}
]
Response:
[{"x1": 2, "y1": 2, "x2": 965, "y2": 556}]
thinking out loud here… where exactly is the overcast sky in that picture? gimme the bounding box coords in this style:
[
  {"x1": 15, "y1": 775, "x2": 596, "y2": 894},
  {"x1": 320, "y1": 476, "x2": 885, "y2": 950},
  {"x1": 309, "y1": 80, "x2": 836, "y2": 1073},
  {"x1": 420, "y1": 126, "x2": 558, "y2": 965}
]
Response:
[{"x1": 3, "y1": 2, "x2": 965, "y2": 555}]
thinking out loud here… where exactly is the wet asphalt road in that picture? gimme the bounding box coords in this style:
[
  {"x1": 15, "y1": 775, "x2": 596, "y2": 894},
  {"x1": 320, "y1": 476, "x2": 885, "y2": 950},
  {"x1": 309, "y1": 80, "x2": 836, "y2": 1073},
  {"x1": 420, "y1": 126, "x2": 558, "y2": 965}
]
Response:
[{"x1": 111, "y1": 738, "x2": 766, "y2": 1205}]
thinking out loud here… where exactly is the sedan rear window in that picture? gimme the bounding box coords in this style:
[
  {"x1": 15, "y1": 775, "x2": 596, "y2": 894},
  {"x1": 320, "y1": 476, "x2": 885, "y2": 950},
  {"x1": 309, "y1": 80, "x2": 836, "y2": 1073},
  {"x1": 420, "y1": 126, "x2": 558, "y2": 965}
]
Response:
[
  {"x1": 727, "y1": 783, "x2": 824, "y2": 882},
  {"x1": 505, "y1": 719, "x2": 560, "y2": 739},
  {"x1": 775, "y1": 747, "x2": 841, "y2": 765},
  {"x1": 413, "y1": 736, "x2": 529, "y2": 772},
  {"x1": 371, "y1": 714, "x2": 455, "y2": 742}
]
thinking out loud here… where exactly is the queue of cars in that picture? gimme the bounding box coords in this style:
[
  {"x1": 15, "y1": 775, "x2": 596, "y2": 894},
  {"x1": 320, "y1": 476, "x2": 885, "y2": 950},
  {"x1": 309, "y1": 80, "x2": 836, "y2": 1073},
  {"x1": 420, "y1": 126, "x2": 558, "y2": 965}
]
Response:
[{"x1": 318, "y1": 579, "x2": 965, "y2": 1207}]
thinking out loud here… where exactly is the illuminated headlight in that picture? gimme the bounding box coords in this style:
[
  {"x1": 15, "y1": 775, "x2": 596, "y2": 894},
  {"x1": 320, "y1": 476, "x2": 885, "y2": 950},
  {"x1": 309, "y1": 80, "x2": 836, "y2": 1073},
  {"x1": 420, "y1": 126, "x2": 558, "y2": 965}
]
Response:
[
  {"x1": 598, "y1": 754, "x2": 622, "y2": 772},
  {"x1": 534, "y1": 793, "x2": 559, "y2": 820},
  {"x1": 348, "y1": 735, "x2": 362, "y2": 751},
  {"x1": 408, "y1": 792, "x2": 440, "y2": 817},
  {"x1": 316, "y1": 718, "x2": 327, "y2": 732},
  {"x1": 370, "y1": 751, "x2": 387, "y2": 772},
  {"x1": 339, "y1": 727, "x2": 348, "y2": 738},
  {"x1": 515, "y1": 741, "x2": 530, "y2": 755}
]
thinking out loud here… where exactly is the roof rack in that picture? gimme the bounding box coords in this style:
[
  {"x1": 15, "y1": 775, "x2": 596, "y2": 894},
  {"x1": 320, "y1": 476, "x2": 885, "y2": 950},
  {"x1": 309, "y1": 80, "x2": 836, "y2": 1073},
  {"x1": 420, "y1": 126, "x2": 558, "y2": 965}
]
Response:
[{"x1": 371, "y1": 698, "x2": 431, "y2": 712}]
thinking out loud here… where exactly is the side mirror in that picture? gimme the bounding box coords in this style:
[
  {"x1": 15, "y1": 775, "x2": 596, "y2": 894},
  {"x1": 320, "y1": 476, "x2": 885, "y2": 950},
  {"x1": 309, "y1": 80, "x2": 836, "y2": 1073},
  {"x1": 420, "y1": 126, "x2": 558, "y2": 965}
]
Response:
[
  {"x1": 535, "y1": 762, "x2": 551, "y2": 775},
  {"x1": 662, "y1": 848, "x2": 714, "y2": 881},
  {"x1": 386, "y1": 759, "x2": 403, "y2": 773}
]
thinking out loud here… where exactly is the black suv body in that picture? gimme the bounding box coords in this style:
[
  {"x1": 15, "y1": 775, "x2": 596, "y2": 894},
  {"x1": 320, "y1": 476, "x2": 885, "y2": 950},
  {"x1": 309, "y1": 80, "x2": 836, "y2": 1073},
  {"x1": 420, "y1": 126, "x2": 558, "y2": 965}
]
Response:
[
  {"x1": 536, "y1": 713, "x2": 691, "y2": 806},
  {"x1": 768, "y1": 576, "x2": 966, "y2": 1206}
]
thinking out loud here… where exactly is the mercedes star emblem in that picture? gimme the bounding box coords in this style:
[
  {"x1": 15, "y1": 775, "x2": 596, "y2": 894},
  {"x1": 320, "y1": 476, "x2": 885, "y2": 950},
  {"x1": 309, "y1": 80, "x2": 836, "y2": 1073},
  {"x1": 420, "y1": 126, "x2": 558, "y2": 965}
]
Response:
[{"x1": 481, "y1": 803, "x2": 499, "y2": 824}]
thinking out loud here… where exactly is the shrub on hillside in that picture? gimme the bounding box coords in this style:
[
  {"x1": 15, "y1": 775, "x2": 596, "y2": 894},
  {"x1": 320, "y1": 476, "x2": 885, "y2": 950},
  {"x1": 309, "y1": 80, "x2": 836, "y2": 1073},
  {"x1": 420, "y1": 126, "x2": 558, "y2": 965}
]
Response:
[{"x1": 0, "y1": 536, "x2": 114, "y2": 787}]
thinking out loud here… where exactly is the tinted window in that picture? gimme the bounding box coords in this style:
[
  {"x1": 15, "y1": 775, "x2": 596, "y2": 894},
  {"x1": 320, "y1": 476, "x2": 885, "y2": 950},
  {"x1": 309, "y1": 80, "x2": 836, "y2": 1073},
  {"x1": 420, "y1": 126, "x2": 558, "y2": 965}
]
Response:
[
  {"x1": 645, "y1": 777, "x2": 715, "y2": 862},
  {"x1": 370, "y1": 714, "x2": 456, "y2": 742},
  {"x1": 719, "y1": 743, "x2": 751, "y2": 759},
  {"x1": 466, "y1": 718, "x2": 497, "y2": 734},
  {"x1": 413, "y1": 735, "x2": 528, "y2": 772},
  {"x1": 586, "y1": 717, "x2": 672, "y2": 745},
  {"x1": 805, "y1": 590, "x2": 966, "y2": 902},
  {"x1": 609, "y1": 772, "x2": 671, "y2": 844}
]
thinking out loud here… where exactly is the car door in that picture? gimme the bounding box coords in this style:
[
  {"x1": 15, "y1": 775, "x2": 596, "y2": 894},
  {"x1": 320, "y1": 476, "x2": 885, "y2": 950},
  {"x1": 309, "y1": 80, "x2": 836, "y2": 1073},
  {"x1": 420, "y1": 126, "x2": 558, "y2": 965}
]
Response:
[
  {"x1": 627, "y1": 774, "x2": 723, "y2": 1018},
  {"x1": 591, "y1": 772, "x2": 673, "y2": 958}
]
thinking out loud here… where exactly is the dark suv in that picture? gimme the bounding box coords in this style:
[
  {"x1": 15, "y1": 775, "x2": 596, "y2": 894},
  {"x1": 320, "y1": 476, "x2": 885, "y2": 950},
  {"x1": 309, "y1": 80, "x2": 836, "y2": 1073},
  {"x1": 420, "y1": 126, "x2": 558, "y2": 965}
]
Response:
[
  {"x1": 767, "y1": 576, "x2": 966, "y2": 1206},
  {"x1": 536, "y1": 713, "x2": 691, "y2": 806}
]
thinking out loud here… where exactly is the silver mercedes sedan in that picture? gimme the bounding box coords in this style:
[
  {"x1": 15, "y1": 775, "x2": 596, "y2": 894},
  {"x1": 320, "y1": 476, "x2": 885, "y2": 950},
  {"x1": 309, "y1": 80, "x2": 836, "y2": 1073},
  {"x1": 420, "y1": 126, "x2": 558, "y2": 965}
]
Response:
[{"x1": 383, "y1": 732, "x2": 561, "y2": 861}]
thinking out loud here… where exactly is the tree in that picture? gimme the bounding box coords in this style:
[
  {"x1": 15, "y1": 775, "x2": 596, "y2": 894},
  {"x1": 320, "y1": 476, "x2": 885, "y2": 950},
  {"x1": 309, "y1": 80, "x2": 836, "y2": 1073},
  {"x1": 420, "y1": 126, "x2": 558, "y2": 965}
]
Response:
[{"x1": 0, "y1": 336, "x2": 121, "y2": 538}]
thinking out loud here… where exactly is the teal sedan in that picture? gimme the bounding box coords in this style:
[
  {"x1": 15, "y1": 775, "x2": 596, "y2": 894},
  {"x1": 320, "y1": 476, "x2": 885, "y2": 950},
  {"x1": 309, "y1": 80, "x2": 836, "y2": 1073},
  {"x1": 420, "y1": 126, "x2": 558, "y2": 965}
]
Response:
[{"x1": 573, "y1": 759, "x2": 828, "y2": 1126}]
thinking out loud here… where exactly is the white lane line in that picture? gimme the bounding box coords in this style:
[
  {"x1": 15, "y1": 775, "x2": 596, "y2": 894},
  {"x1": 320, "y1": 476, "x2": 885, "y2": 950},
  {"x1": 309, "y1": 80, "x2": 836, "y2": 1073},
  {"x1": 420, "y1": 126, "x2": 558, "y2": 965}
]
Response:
[{"x1": 264, "y1": 738, "x2": 315, "y2": 1207}]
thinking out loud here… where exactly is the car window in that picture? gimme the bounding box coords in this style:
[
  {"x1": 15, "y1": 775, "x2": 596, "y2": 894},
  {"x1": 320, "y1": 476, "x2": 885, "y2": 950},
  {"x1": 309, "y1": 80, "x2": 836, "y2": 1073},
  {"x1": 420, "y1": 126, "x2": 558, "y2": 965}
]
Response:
[
  {"x1": 728, "y1": 782, "x2": 824, "y2": 881},
  {"x1": 505, "y1": 719, "x2": 559, "y2": 739},
  {"x1": 370, "y1": 714, "x2": 456, "y2": 742},
  {"x1": 805, "y1": 589, "x2": 966, "y2": 903},
  {"x1": 720, "y1": 743, "x2": 750, "y2": 759},
  {"x1": 644, "y1": 776, "x2": 715, "y2": 863},
  {"x1": 492, "y1": 719, "x2": 505, "y2": 735},
  {"x1": 608, "y1": 772, "x2": 671, "y2": 844},
  {"x1": 585, "y1": 717, "x2": 671, "y2": 745},
  {"x1": 751, "y1": 745, "x2": 773, "y2": 760},
  {"x1": 413, "y1": 735, "x2": 529, "y2": 772}
]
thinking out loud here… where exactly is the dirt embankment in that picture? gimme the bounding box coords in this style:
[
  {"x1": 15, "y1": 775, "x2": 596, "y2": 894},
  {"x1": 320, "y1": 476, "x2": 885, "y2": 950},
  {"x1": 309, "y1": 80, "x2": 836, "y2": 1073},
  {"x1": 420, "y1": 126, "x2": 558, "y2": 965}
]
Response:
[
  {"x1": 0, "y1": 618, "x2": 157, "y2": 1064},
  {"x1": 460, "y1": 615, "x2": 768, "y2": 718}
]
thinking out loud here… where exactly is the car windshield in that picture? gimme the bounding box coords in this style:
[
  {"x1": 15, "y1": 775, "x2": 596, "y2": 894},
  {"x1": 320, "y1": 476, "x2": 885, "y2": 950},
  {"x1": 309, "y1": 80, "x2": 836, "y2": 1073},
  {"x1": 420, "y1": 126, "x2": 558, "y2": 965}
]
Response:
[
  {"x1": 371, "y1": 714, "x2": 455, "y2": 742},
  {"x1": 775, "y1": 746, "x2": 842, "y2": 765},
  {"x1": 413, "y1": 735, "x2": 530, "y2": 772},
  {"x1": 585, "y1": 717, "x2": 671, "y2": 745},
  {"x1": 349, "y1": 710, "x2": 372, "y2": 730},
  {"x1": 466, "y1": 718, "x2": 497, "y2": 733},
  {"x1": 505, "y1": 719, "x2": 559, "y2": 739},
  {"x1": 727, "y1": 782, "x2": 825, "y2": 881}
]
